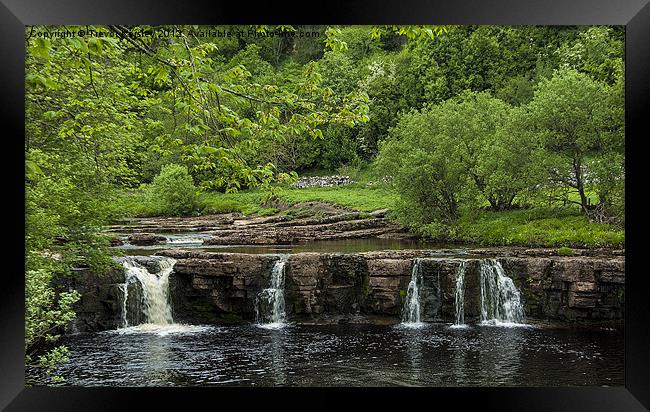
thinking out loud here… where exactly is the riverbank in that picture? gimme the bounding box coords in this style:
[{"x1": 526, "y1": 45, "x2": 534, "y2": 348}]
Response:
[{"x1": 109, "y1": 184, "x2": 624, "y2": 249}]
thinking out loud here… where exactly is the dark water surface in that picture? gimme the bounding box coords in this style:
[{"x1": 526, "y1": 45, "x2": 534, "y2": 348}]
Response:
[
  {"x1": 113, "y1": 234, "x2": 472, "y2": 255},
  {"x1": 29, "y1": 323, "x2": 623, "y2": 387}
]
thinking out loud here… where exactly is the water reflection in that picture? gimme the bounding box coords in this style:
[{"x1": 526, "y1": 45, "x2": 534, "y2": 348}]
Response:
[
  {"x1": 142, "y1": 335, "x2": 173, "y2": 384},
  {"x1": 34, "y1": 324, "x2": 623, "y2": 387},
  {"x1": 400, "y1": 330, "x2": 424, "y2": 383},
  {"x1": 268, "y1": 328, "x2": 287, "y2": 385},
  {"x1": 449, "y1": 325, "x2": 471, "y2": 384},
  {"x1": 477, "y1": 325, "x2": 525, "y2": 385}
]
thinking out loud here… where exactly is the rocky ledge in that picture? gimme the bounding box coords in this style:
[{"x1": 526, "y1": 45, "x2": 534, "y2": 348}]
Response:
[
  {"x1": 107, "y1": 204, "x2": 408, "y2": 245},
  {"x1": 65, "y1": 247, "x2": 624, "y2": 331},
  {"x1": 161, "y1": 249, "x2": 624, "y2": 325}
]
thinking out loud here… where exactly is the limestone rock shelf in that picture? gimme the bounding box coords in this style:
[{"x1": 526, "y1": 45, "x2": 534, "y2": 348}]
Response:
[
  {"x1": 64, "y1": 248, "x2": 624, "y2": 332},
  {"x1": 106, "y1": 205, "x2": 411, "y2": 245}
]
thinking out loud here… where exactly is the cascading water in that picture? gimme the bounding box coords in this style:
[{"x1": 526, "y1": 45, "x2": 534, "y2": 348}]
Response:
[
  {"x1": 479, "y1": 259, "x2": 526, "y2": 325},
  {"x1": 118, "y1": 256, "x2": 177, "y2": 327},
  {"x1": 453, "y1": 261, "x2": 468, "y2": 327},
  {"x1": 401, "y1": 258, "x2": 424, "y2": 326},
  {"x1": 164, "y1": 234, "x2": 209, "y2": 245},
  {"x1": 119, "y1": 283, "x2": 129, "y2": 328},
  {"x1": 256, "y1": 255, "x2": 288, "y2": 327}
]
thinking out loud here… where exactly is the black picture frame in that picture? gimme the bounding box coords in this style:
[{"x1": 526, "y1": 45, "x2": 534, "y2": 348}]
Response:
[{"x1": 2, "y1": 0, "x2": 649, "y2": 410}]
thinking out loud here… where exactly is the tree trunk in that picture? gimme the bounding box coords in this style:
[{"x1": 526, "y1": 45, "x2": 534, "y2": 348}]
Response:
[
  {"x1": 488, "y1": 192, "x2": 517, "y2": 211},
  {"x1": 573, "y1": 156, "x2": 591, "y2": 214}
]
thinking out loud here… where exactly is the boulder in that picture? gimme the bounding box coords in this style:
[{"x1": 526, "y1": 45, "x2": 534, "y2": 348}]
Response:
[{"x1": 127, "y1": 233, "x2": 167, "y2": 246}]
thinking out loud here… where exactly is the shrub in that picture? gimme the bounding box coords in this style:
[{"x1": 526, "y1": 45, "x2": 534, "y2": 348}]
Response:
[{"x1": 145, "y1": 164, "x2": 198, "y2": 216}]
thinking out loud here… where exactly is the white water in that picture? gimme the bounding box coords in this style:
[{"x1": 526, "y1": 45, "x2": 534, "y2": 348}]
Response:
[
  {"x1": 401, "y1": 258, "x2": 425, "y2": 327},
  {"x1": 119, "y1": 283, "x2": 129, "y2": 328},
  {"x1": 164, "y1": 235, "x2": 207, "y2": 245},
  {"x1": 256, "y1": 255, "x2": 288, "y2": 327},
  {"x1": 112, "y1": 324, "x2": 213, "y2": 336},
  {"x1": 119, "y1": 256, "x2": 177, "y2": 327},
  {"x1": 479, "y1": 259, "x2": 526, "y2": 325},
  {"x1": 453, "y1": 261, "x2": 468, "y2": 327}
]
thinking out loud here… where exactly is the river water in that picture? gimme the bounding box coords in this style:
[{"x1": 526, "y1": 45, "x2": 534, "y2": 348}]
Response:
[
  {"x1": 113, "y1": 235, "x2": 472, "y2": 255},
  {"x1": 27, "y1": 323, "x2": 623, "y2": 387}
]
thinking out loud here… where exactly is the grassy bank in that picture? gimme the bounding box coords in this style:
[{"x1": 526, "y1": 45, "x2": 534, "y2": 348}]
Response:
[
  {"x1": 112, "y1": 181, "x2": 398, "y2": 218},
  {"x1": 419, "y1": 208, "x2": 624, "y2": 248},
  {"x1": 110, "y1": 184, "x2": 623, "y2": 249}
]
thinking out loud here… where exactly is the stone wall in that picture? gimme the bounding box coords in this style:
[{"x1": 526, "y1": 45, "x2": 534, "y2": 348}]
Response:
[
  {"x1": 292, "y1": 175, "x2": 353, "y2": 189},
  {"x1": 67, "y1": 249, "x2": 625, "y2": 331}
]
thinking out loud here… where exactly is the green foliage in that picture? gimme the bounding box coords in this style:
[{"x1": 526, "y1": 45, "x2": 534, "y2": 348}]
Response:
[
  {"x1": 200, "y1": 198, "x2": 244, "y2": 215},
  {"x1": 376, "y1": 91, "x2": 537, "y2": 224},
  {"x1": 527, "y1": 68, "x2": 624, "y2": 217},
  {"x1": 25, "y1": 269, "x2": 80, "y2": 382},
  {"x1": 557, "y1": 26, "x2": 624, "y2": 85},
  {"x1": 377, "y1": 53, "x2": 623, "y2": 230},
  {"x1": 557, "y1": 247, "x2": 574, "y2": 256},
  {"x1": 144, "y1": 164, "x2": 198, "y2": 216}
]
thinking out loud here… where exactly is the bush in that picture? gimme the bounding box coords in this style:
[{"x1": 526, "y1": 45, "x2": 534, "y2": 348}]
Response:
[{"x1": 144, "y1": 164, "x2": 198, "y2": 216}]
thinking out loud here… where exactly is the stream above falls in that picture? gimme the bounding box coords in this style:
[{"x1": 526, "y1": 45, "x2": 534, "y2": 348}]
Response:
[{"x1": 112, "y1": 233, "x2": 472, "y2": 255}]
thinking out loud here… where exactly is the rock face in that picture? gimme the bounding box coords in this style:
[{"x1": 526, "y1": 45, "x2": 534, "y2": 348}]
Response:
[
  {"x1": 127, "y1": 233, "x2": 167, "y2": 246},
  {"x1": 54, "y1": 267, "x2": 125, "y2": 332},
  {"x1": 160, "y1": 249, "x2": 624, "y2": 324},
  {"x1": 502, "y1": 256, "x2": 625, "y2": 320},
  {"x1": 68, "y1": 248, "x2": 625, "y2": 331},
  {"x1": 164, "y1": 251, "x2": 279, "y2": 324},
  {"x1": 107, "y1": 214, "x2": 241, "y2": 234}
]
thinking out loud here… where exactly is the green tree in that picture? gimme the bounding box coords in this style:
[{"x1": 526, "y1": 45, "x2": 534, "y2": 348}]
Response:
[
  {"x1": 527, "y1": 68, "x2": 624, "y2": 217},
  {"x1": 376, "y1": 108, "x2": 470, "y2": 223},
  {"x1": 557, "y1": 26, "x2": 624, "y2": 85},
  {"x1": 447, "y1": 91, "x2": 535, "y2": 210},
  {"x1": 144, "y1": 164, "x2": 198, "y2": 216}
]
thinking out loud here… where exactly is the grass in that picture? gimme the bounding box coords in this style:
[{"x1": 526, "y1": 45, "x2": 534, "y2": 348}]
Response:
[
  {"x1": 110, "y1": 183, "x2": 396, "y2": 219},
  {"x1": 557, "y1": 246, "x2": 575, "y2": 256},
  {"x1": 417, "y1": 207, "x2": 624, "y2": 248},
  {"x1": 197, "y1": 191, "x2": 278, "y2": 216},
  {"x1": 198, "y1": 185, "x2": 397, "y2": 214},
  {"x1": 275, "y1": 185, "x2": 397, "y2": 212}
]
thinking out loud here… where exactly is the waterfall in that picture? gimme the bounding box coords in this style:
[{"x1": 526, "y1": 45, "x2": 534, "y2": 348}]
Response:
[
  {"x1": 256, "y1": 255, "x2": 288, "y2": 326},
  {"x1": 479, "y1": 259, "x2": 525, "y2": 325},
  {"x1": 401, "y1": 258, "x2": 424, "y2": 325},
  {"x1": 118, "y1": 256, "x2": 177, "y2": 327},
  {"x1": 119, "y1": 283, "x2": 129, "y2": 328},
  {"x1": 453, "y1": 261, "x2": 468, "y2": 327}
]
